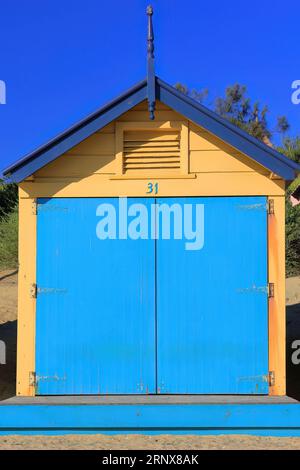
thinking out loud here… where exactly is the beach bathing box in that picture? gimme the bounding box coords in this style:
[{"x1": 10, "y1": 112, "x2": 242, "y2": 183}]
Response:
[{"x1": 3, "y1": 7, "x2": 300, "y2": 401}]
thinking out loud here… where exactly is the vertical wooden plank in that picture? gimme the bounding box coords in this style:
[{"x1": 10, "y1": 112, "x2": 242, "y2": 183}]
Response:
[
  {"x1": 115, "y1": 123, "x2": 124, "y2": 175},
  {"x1": 180, "y1": 122, "x2": 189, "y2": 174},
  {"x1": 16, "y1": 193, "x2": 36, "y2": 396},
  {"x1": 268, "y1": 195, "x2": 286, "y2": 395}
]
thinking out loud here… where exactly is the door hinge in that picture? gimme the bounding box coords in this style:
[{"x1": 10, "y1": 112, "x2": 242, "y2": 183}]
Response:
[
  {"x1": 268, "y1": 371, "x2": 275, "y2": 387},
  {"x1": 268, "y1": 282, "x2": 275, "y2": 298},
  {"x1": 29, "y1": 371, "x2": 36, "y2": 388},
  {"x1": 268, "y1": 199, "x2": 275, "y2": 215},
  {"x1": 30, "y1": 283, "x2": 37, "y2": 299},
  {"x1": 32, "y1": 199, "x2": 37, "y2": 215}
]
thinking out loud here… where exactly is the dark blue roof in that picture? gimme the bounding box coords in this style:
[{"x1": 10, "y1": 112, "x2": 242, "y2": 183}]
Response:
[{"x1": 3, "y1": 76, "x2": 300, "y2": 182}]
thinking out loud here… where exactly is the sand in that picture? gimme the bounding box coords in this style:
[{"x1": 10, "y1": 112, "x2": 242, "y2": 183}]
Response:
[{"x1": 0, "y1": 433, "x2": 300, "y2": 450}]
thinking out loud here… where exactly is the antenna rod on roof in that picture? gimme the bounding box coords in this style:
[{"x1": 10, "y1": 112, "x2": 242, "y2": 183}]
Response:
[{"x1": 147, "y1": 5, "x2": 156, "y2": 120}]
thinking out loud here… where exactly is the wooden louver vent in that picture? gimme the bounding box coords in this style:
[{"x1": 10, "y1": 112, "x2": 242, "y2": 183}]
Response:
[{"x1": 123, "y1": 130, "x2": 181, "y2": 172}]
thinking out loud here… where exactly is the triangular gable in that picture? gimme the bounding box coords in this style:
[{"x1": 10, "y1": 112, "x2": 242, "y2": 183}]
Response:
[{"x1": 3, "y1": 76, "x2": 300, "y2": 182}]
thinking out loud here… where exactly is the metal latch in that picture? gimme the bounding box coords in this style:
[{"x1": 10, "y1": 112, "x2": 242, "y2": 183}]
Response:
[
  {"x1": 269, "y1": 371, "x2": 275, "y2": 387},
  {"x1": 29, "y1": 371, "x2": 36, "y2": 387},
  {"x1": 30, "y1": 283, "x2": 37, "y2": 299},
  {"x1": 268, "y1": 283, "x2": 275, "y2": 298},
  {"x1": 268, "y1": 199, "x2": 275, "y2": 215}
]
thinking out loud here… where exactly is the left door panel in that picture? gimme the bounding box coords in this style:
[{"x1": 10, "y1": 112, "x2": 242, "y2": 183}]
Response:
[{"x1": 35, "y1": 198, "x2": 156, "y2": 395}]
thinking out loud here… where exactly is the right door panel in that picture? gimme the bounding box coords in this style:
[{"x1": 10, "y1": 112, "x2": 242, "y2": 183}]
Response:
[{"x1": 156, "y1": 197, "x2": 269, "y2": 394}]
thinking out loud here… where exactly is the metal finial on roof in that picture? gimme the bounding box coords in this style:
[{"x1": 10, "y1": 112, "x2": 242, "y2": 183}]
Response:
[
  {"x1": 147, "y1": 5, "x2": 156, "y2": 120},
  {"x1": 147, "y1": 5, "x2": 154, "y2": 58}
]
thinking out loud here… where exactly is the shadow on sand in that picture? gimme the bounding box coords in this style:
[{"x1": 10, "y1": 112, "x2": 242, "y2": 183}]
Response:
[{"x1": 0, "y1": 320, "x2": 16, "y2": 400}]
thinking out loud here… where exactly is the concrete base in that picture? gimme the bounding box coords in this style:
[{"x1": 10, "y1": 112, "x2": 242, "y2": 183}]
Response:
[{"x1": 2, "y1": 394, "x2": 298, "y2": 405}]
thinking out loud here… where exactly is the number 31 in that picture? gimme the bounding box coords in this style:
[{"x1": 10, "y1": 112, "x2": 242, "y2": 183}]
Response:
[{"x1": 146, "y1": 182, "x2": 159, "y2": 194}]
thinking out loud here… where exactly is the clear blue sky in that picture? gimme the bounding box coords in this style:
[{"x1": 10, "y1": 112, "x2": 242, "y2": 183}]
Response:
[{"x1": 0, "y1": 0, "x2": 299, "y2": 175}]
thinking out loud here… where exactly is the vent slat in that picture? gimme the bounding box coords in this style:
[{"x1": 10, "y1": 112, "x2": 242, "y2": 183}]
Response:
[
  {"x1": 124, "y1": 155, "x2": 180, "y2": 163},
  {"x1": 124, "y1": 131, "x2": 179, "y2": 142},
  {"x1": 124, "y1": 141, "x2": 180, "y2": 148},
  {"x1": 124, "y1": 149, "x2": 180, "y2": 154},
  {"x1": 124, "y1": 163, "x2": 181, "y2": 169},
  {"x1": 124, "y1": 158, "x2": 180, "y2": 166},
  {"x1": 124, "y1": 152, "x2": 180, "y2": 158}
]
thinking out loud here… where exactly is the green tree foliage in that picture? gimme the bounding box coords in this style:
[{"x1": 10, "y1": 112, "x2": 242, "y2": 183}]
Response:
[
  {"x1": 0, "y1": 208, "x2": 18, "y2": 270},
  {"x1": 276, "y1": 116, "x2": 290, "y2": 135},
  {"x1": 278, "y1": 137, "x2": 300, "y2": 164},
  {"x1": 0, "y1": 179, "x2": 18, "y2": 221},
  {"x1": 0, "y1": 180, "x2": 18, "y2": 270},
  {"x1": 215, "y1": 84, "x2": 271, "y2": 141},
  {"x1": 174, "y1": 83, "x2": 209, "y2": 103}
]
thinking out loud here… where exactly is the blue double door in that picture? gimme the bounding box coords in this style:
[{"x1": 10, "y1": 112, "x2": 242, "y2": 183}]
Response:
[{"x1": 36, "y1": 197, "x2": 269, "y2": 395}]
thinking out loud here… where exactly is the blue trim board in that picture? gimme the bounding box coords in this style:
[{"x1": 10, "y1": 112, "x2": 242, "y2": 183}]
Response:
[
  {"x1": 3, "y1": 77, "x2": 300, "y2": 183},
  {"x1": 1, "y1": 403, "x2": 300, "y2": 436}
]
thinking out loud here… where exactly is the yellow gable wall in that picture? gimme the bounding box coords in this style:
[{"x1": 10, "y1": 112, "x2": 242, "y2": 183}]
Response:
[
  {"x1": 20, "y1": 100, "x2": 285, "y2": 198},
  {"x1": 17, "y1": 100, "x2": 286, "y2": 397}
]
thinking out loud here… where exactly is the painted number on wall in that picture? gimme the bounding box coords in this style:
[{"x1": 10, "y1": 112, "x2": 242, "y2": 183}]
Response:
[{"x1": 146, "y1": 182, "x2": 159, "y2": 194}]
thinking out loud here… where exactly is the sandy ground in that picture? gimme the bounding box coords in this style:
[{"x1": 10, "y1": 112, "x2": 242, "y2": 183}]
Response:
[
  {"x1": 0, "y1": 270, "x2": 300, "y2": 450},
  {"x1": 286, "y1": 276, "x2": 300, "y2": 306},
  {"x1": 1, "y1": 434, "x2": 300, "y2": 450}
]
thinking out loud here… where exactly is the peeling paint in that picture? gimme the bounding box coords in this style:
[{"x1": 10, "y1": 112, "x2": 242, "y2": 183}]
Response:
[
  {"x1": 37, "y1": 204, "x2": 68, "y2": 213},
  {"x1": 238, "y1": 374, "x2": 269, "y2": 384},
  {"x1": 36, "y1": 375, "x2": 67, "y2": 383},
  {"x1": 236, "y1": 203, "x2": 268, "y2": 211},
  {"x1": 237, "y1": 285, "x2": 268, "y2": 294},
  {"x1": 37, "y1": 287, "x2": 68, "y2": 295}
]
